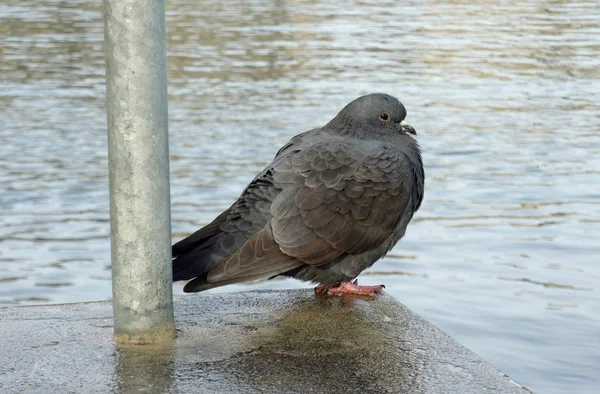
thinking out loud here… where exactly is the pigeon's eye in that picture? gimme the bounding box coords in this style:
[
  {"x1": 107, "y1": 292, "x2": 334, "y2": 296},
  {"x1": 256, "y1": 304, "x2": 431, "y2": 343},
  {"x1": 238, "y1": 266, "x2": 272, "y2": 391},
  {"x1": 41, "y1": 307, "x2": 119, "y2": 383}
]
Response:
[{"x1": 379, "y1": 112, "x2": 389, "y2": 121}]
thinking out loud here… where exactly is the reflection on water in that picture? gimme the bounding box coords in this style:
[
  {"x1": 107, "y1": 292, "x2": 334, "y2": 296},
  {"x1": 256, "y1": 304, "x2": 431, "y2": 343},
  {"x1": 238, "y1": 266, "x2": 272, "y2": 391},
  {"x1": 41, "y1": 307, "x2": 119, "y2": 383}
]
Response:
[{"x1": 1, "y1": 0, "x2": 599, "y2": 393}]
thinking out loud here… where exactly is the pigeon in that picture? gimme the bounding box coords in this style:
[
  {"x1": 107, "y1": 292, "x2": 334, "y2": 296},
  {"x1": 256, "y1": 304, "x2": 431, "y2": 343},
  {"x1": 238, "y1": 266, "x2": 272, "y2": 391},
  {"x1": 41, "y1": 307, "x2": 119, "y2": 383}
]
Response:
[{"x1": 172, "y1": 93, "x2": 424, "y2": 296}]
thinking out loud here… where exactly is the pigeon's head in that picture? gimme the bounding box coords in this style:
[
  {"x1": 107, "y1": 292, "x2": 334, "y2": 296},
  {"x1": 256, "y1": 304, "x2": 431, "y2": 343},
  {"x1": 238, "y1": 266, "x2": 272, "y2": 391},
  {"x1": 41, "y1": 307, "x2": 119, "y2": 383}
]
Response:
[{"x1": 330, "y1": 93, "x2": 416, "y2": 136}]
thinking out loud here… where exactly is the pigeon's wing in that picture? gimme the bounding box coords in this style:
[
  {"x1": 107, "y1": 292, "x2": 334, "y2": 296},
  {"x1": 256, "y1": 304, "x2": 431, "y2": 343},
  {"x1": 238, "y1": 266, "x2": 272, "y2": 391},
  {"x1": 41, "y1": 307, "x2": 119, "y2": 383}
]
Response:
[
  {"x1": 173, "y1": 129, "x2": 321, "y2": 287},
  {"x1": 172, "y1": 166, "x2": 283, "y2": 283},
  {"x1": 174, "y1": 127, "x2": 321, "y2": 277},
  {"x1": 185, "y1": 140, "x2": 420, "y2": 291},
  {"x1": 270, "y1": 140, "x2": 419, "y2": 265},
  {"x1": 180, "y1": 163, "x2": 303, "y2": 291}
]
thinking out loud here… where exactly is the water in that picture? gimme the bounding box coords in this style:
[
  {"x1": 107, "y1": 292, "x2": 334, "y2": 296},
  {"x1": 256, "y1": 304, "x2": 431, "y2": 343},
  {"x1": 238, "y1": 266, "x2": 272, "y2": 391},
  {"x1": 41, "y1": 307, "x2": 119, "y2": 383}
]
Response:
[{"x1": 1, "y1": 0, "x2": 599, "y2": 392}]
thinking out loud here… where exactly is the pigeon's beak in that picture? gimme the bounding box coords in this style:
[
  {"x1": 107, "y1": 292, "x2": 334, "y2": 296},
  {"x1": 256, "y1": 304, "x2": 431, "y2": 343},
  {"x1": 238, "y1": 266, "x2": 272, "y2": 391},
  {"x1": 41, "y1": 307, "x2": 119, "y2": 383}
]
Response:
[{"x1": 400, "y1": 120, "x2": 416, "y2": 135}]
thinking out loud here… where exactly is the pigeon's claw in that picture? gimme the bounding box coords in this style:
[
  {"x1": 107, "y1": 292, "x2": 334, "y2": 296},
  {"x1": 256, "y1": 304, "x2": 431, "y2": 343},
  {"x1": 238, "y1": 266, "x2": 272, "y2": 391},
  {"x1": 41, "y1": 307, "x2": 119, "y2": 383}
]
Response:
[{"x1": 315, "y1": 280, "x2": 385, "y2": 297}]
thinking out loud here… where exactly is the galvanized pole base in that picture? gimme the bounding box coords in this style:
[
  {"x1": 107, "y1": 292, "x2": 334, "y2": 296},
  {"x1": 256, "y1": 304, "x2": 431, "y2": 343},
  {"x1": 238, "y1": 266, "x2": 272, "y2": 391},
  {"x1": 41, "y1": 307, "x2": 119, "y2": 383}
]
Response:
[{"x1": 103, "y1": 0, "x2": 175, "y2": 344}]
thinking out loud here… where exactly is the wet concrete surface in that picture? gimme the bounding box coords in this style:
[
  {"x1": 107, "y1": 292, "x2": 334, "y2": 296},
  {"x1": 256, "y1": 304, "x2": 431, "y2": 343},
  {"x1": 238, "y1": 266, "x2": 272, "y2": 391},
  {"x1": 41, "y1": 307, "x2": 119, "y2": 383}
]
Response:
[{"x1": 0, "y1": 289, "x2": 529, "y2": 393}]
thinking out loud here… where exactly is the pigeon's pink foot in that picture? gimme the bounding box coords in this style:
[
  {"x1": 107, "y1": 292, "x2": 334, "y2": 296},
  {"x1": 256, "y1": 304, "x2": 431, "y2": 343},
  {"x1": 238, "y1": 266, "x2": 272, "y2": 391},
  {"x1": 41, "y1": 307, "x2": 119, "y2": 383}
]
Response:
[
  {"x1": 315, "y1": 280, "x2": 384, "y2": 297},
  {"x1": 314, "y1": 285, "x2": 326, "y2": 294}
]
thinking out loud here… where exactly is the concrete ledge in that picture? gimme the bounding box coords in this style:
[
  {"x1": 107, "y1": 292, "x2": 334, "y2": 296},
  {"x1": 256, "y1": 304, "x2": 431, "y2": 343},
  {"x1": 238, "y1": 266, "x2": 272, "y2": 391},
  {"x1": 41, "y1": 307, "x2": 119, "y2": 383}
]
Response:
[{"x1": 0, "y1": 290, "x2": 528, "y2": 393}]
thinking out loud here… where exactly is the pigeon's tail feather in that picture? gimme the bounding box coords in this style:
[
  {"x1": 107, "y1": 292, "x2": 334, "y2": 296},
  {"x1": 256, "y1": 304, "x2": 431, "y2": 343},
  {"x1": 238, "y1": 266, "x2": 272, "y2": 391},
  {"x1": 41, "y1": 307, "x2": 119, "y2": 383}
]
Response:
[
  {"x1": 172, "y1": 206, "x2": 233, "y2": 258},
  {"x1": 172, "y1": 206, "x2": 236, "y2": 282},
  {"x1": 172, "y1": 240, "x2": 219, "y2": 282}
]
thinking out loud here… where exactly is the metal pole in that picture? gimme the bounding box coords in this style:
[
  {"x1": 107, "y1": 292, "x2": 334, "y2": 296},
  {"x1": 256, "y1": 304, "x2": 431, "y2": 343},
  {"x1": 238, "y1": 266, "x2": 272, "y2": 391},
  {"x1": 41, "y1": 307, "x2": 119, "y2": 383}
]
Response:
[{"x1": 103, "y1": 0, "x2": 175, "y2": 344}]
